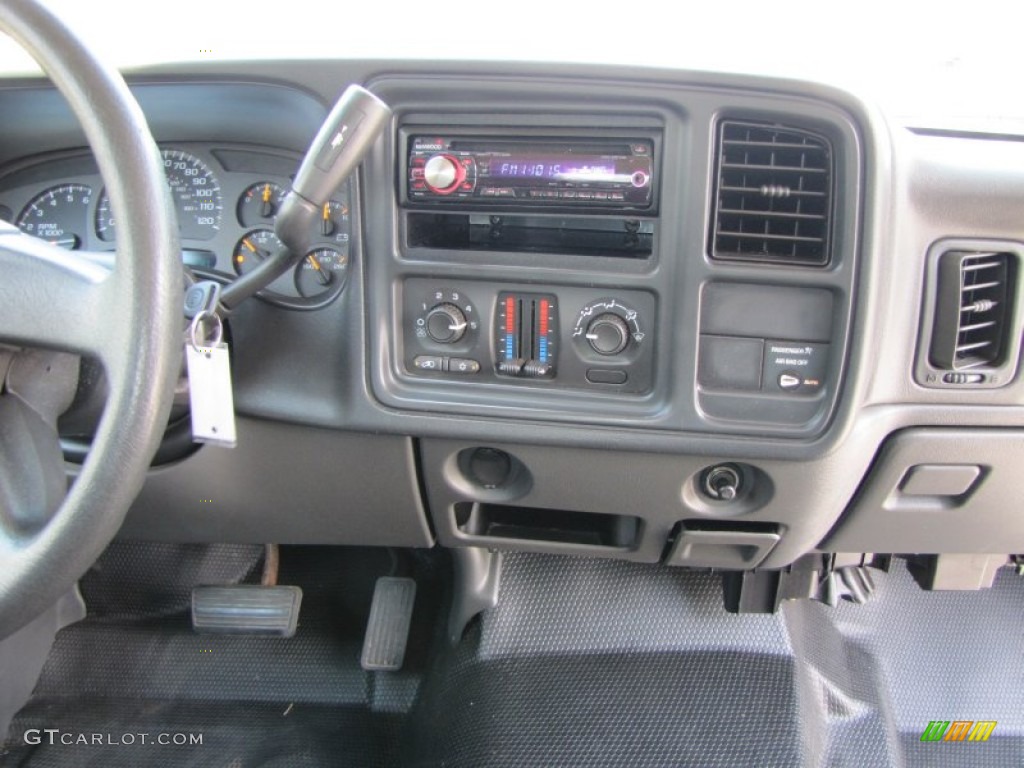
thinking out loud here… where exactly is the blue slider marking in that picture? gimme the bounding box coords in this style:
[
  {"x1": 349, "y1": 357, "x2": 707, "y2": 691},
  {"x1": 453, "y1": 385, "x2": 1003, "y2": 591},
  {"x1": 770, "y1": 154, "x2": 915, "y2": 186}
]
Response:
[
  {"x1": 505, "y1": 334, "x2": 514, "y2": 359},
  {"x1": 539, "y1": 337, "x2": 548, "y2": 363}
]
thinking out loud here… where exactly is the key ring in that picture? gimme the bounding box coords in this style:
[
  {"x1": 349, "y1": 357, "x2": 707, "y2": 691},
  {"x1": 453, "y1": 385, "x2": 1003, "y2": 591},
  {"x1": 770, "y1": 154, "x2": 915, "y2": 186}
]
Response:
[{"x1": 188, "y1": 310, "x2": 223, "y2": 353}]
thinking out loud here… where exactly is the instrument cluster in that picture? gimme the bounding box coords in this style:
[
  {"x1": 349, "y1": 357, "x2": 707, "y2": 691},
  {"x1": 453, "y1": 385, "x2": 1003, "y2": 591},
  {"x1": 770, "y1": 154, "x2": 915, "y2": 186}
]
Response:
[{"x1": 0, "y1": 144, "x2": 352, "y2": 307}]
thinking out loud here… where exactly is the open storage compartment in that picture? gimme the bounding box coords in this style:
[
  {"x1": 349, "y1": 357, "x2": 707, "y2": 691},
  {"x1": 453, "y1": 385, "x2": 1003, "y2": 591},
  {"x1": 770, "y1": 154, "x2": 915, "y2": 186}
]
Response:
[
  {"x1": 454, "y1": 502, "x2": 640, "y2": 549},
  {"x1": 407, "y1": 213, "x2": 653, "y2": 258}
]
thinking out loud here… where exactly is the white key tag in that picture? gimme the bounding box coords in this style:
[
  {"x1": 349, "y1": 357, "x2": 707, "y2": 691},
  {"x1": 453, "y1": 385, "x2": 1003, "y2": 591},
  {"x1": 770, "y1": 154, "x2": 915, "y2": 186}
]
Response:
[{"x1": 185, "y1": 311, "x2": 237, "y2": 447}]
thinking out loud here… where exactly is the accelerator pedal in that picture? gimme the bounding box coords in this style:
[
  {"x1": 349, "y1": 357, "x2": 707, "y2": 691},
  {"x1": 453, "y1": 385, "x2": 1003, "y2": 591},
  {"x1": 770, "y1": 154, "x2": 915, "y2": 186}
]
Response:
[
  {"x1": 361, "y1": 577, "x2": 417, "y2": 671},
  {"x1": 192, "y1": 585, "x2": 302, "y2": 637}
]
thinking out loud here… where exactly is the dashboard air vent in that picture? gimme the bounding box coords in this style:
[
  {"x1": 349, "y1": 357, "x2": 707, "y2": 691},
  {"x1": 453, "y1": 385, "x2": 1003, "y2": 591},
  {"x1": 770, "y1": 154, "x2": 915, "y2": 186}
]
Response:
[
  {"x1": 711, "y1": 121, "x2": 833, "y2": 266},
  {"x1": 930, "y1": 251, "x2": 1013, "y2": 370}
]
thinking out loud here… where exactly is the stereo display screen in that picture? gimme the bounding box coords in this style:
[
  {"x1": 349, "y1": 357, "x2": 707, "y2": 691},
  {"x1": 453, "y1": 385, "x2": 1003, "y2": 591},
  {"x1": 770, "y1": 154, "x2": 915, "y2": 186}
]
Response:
[{"x1": 488, "y1": 156, "x2": 621, "y2": 183}]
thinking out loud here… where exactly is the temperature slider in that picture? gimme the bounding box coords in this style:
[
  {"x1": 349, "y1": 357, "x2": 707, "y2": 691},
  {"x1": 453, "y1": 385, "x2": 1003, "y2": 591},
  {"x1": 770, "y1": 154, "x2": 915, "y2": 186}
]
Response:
[{"x1": 495, "y1": 292, "x2": 558, "y2": 378}]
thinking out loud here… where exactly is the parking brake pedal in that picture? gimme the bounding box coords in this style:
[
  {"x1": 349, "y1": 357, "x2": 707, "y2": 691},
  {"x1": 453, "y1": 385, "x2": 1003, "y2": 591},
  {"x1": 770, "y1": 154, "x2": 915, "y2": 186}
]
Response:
[
  {"x1": 361, "y1": 577, "x2": 417, "y2": 671},
  {"x1": 192, "y1": 585, "x2": 302, "y2": 637}
]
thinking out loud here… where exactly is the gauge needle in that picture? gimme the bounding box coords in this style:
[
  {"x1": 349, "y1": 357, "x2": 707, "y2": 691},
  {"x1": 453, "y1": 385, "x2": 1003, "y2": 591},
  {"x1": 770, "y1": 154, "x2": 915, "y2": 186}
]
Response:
[
  {"x1": 306, "y1": 253, "x2": 332, "y2": 285},
  {"x1": 242, "y1": 238, "x2": 266, "y2": 262},
  {"x1": 50, "y1": 234, "x2": 80, "y2": 250},
  {"x1": 321, "y1": 202, "x2": 334, "y2": 236},
  {"x1": 260, "y1": 184, "x2": 274, "y2": 218}
]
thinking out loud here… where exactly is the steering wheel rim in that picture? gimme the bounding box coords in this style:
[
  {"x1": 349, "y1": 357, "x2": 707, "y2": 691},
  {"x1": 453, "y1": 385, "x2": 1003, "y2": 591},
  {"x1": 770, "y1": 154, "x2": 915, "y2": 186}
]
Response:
[{"x1": 0, "y1": 0, "x2": 180, "y2": 638}]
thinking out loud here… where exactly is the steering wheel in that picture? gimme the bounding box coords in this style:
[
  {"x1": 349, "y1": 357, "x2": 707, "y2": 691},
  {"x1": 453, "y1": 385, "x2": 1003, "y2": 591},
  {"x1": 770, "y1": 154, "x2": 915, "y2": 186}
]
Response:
[{"x1": 0, "y1": 0, "x2": 180, "y2": 639}]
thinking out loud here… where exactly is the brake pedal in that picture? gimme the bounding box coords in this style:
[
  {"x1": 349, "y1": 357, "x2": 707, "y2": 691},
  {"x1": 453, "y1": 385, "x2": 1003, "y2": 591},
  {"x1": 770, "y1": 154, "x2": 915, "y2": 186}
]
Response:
[
  {"x1": 361, "y1": 577, "x2": 417, "y2": 671},
  {"x1": 192, "y1": 585, "x2": 302, "y2": 637}
]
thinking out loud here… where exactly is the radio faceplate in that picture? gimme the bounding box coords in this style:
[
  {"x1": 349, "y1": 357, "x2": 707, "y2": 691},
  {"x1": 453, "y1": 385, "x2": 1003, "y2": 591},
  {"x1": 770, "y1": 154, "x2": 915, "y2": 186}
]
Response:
[{"x1": 406, "y1": 135, "x2": 656, "y2": 210}]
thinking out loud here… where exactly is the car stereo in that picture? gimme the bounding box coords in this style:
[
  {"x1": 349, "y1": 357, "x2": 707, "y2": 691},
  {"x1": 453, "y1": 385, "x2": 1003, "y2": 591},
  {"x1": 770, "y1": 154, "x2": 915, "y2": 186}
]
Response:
[{"x1": 406, "y1": 136, "x2": 655, "y2": 209}]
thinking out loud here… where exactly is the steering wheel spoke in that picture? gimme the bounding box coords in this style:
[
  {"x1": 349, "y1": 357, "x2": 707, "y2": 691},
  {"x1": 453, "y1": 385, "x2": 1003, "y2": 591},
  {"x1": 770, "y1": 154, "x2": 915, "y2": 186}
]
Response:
[
  {"x1": 0, "y1": 224, "x2": 116, "y2": 360},
  {"x1": 0, "y1": 390, "x2": 67, "y2": 541}
]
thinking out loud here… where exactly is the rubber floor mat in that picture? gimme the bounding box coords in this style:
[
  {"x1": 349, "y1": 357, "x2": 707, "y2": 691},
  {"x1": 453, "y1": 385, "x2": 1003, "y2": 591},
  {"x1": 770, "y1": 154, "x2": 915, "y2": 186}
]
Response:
[
  {"x1": 5, "y1": 699, "x2": 399, "y2": 768},
  {"x1": 4, "y1": 547, "x2": 1022, "y2": 767},
  {"x1": 405, "y1": 553, "x2": 1024, "y2": 768}
]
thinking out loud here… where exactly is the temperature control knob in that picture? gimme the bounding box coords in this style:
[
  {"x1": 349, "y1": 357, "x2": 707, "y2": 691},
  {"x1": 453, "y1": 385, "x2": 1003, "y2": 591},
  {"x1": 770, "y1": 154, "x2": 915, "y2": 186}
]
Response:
[
  {"x1": 426, "y1": 303, "x2": 468, "y2": 344},
  {"x1": 586, "y1": 313, "x2": 631, "y2": 356},
  {"x1": 424, "y1": 155, "x2": 463, "y2": 193}
]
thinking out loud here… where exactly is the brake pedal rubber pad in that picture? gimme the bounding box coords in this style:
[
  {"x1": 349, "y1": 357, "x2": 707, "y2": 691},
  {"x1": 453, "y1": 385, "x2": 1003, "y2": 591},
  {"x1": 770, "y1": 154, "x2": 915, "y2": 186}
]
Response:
[
  {"x1": 361, "y1": 577, "x2": 417, "y2": 671},
  {"x1": 192, "y1": 585, "x2": 302, "y2": 637}
]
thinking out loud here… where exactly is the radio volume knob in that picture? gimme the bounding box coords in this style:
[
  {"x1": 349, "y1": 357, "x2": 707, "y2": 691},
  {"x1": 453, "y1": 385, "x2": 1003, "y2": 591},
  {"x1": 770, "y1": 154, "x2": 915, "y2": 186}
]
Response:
[
  {"x1": 425, "y1": 303, "x2": 468, "y2": 344},
  {"x1": 586, "y1": 314, "x2": 630, "y2": 356},
  {"x1": 424, "y1": 155, "x2": 463, "y2": 193}
]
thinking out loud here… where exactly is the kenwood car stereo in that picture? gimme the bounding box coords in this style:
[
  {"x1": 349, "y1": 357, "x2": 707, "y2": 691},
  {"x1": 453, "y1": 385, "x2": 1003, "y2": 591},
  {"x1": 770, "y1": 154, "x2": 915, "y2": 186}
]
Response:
[{"x1": 407, "y1": 136, "x2": 655, "y2": 208}]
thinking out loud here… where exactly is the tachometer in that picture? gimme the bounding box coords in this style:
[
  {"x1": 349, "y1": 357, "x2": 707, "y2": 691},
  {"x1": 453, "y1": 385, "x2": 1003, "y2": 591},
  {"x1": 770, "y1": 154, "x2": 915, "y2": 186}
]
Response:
[
  {"x1": 96, "y1": 150, "x2": 223, "y2": 241},
  {"x1": 16, "y1": 184, "x2": 92, "y2": 249}
]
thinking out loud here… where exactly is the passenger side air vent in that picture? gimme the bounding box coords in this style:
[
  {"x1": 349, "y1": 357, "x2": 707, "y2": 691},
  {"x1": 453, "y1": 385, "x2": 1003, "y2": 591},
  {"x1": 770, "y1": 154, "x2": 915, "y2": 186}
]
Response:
[
  {"x1": 916, "y1": 241, "x2": 1023, "y2": 390},
  {"x1": 711, "y1": 121, "x2": 833, "y2": 266},
  {"x1": 930, "y1": 251, "x2": 1013, "y2": 370}
]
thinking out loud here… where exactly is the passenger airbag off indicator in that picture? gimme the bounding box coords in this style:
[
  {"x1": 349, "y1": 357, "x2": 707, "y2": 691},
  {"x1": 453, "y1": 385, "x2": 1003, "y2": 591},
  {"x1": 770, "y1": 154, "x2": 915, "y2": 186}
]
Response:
[
  {"x1": 763, "y1": 340, "x2": 828, "y2": 394},
  {"x1": 778, "y1": 373, "x2": 802, "y2": 390}
]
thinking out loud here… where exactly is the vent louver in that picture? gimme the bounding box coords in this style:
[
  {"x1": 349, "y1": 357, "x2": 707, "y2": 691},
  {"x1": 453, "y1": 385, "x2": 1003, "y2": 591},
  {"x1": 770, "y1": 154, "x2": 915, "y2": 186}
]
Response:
[
  {"x1": 930, "y1": 251, "x2": 1013, "y2": 370},
  {"x1": 711, "y1": 121, "x2": 833, "y2": 266}
]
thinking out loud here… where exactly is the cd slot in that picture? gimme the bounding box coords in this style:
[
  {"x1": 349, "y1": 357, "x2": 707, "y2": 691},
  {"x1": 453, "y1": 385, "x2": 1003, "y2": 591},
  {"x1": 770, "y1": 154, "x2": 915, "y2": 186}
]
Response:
[
  {"x1": 449, "y1": 140, "x2": 635, "y2": 155},
  {"x1": 407, "y1": 213, "x2": 654, "y2": 259}
]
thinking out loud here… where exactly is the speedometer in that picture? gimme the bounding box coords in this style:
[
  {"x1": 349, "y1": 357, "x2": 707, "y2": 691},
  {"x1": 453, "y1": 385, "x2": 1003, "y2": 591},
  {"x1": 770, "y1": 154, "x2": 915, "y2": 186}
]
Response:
[{"x1": 96, "y1": 150, "x2": 223, "y2": 242}]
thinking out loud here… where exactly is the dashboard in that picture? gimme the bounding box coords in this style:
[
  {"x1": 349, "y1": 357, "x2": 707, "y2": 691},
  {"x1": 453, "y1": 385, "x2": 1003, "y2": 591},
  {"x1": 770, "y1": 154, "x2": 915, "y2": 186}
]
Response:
[{"x1": 1, "y1": 62, "x2": 1022, "y2": 582}]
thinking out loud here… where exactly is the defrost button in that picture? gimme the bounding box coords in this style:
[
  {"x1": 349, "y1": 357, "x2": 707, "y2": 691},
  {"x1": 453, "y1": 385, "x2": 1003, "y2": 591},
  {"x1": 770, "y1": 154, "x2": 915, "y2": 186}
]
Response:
[{"x1": 448, "y1": 358, "x2": 481, "y2": 374}]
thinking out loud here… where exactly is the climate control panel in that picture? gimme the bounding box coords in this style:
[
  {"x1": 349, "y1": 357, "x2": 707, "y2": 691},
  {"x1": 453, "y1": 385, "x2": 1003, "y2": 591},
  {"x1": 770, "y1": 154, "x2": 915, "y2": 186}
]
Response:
[{"x1": 401, "y1": 278, "x2": 655, "y2": 393}]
